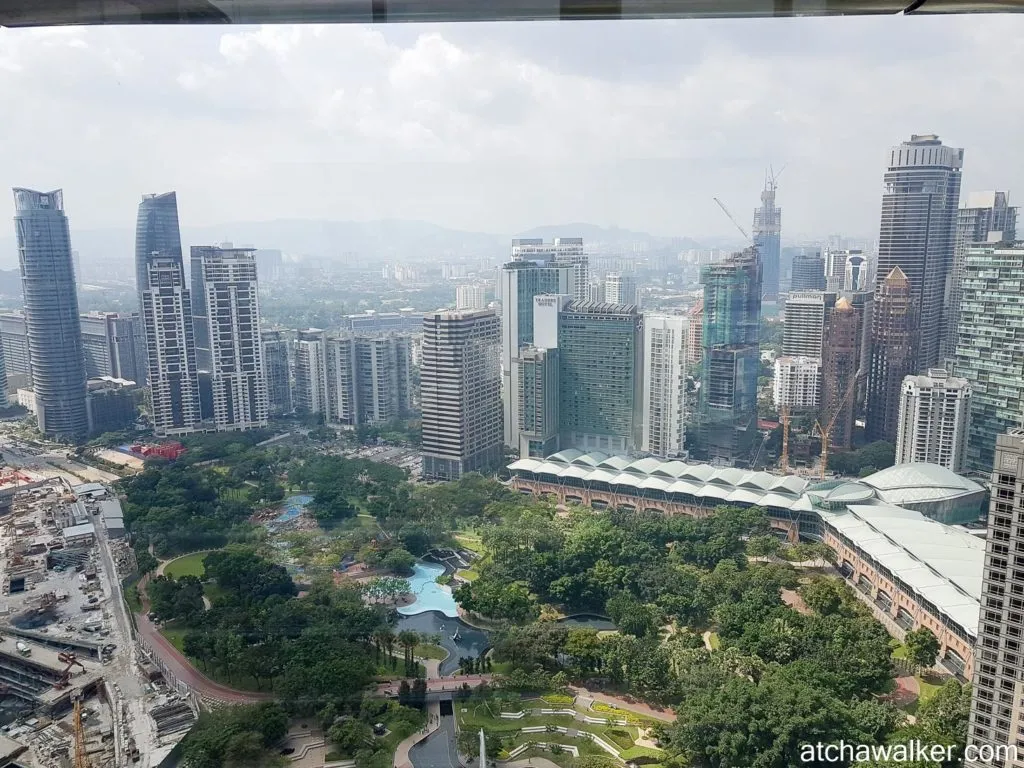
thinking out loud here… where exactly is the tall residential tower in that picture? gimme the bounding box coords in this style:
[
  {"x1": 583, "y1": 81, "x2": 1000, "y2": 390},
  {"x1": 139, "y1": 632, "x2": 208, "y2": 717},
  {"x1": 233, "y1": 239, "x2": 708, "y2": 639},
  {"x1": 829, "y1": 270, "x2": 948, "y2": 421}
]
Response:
[{"x1": 420, "y1": 309, "x2": 502, "y2": 481}]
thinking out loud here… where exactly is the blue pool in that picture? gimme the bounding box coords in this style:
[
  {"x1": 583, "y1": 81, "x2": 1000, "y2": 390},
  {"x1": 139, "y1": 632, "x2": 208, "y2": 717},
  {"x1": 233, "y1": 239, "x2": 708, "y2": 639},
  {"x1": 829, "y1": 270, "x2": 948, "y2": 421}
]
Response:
[{"x1": 398, "y1": 561, "x2": 458, "y2": 618}]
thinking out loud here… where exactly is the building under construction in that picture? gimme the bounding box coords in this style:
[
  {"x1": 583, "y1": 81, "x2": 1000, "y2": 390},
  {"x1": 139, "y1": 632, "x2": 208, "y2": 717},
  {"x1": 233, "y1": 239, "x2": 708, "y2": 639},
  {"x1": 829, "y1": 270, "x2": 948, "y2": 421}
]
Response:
[
  {"x1": 821, "y1": 297, "x2": 861, "y2": 451},
  {"x1": 695, "y1": 247, "x2": 762, "y2": 465},
  {"x1": 866, "y1": 267, "x2": 918, "y2": 443}
]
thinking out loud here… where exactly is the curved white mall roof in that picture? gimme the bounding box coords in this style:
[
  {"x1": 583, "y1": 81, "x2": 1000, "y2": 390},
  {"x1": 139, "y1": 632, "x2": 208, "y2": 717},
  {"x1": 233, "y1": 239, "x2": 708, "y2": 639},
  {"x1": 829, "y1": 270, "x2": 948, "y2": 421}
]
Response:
[
  {"x1": 860, "y1": 463, "x2": 985, "y2": 506},
  {"x1": 508, "y1": 452, "x2": 812, "y2": 506}
]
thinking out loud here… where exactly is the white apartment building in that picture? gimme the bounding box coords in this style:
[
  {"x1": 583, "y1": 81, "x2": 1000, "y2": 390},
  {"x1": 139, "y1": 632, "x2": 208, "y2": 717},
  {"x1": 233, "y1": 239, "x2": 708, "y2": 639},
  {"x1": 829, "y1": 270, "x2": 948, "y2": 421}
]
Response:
[
  {"x1": 294, "y1": 328, "x2": 329, "y2": 415},
  {"x1": 199, "y1": 247, "x2": 269, "y2": 431},
  {"x1": 642, "y1": 314, "x2": 688, "y2": 457},
  {"x1": 455, "y1": 284, "x2": 488, "y2": 311},
  {"x1": 141, "y1": 256, "x2": 202, "y2": 436},
  {"x1": 773, "y1": 356, "x2": 821, "y2": 410},
  {"x1": 896, "y1": 369, "x2": 971, "y2": 473}
]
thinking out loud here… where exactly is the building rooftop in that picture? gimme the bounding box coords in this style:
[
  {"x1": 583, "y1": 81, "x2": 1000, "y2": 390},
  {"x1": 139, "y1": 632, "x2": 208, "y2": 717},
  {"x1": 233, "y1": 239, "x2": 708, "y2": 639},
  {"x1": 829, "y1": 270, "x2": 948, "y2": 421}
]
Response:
[
  {"x1": 818, "y1": 502, "x2": 984, "y2": 636},
  {"x1": 71, "y1": 482, "x2": 106, "y2": 497},
  {"x1": 62, "y1": 522, "x2": 95, "y2": 539},
  {"x1": 860, "y1": 463, "x2": 985, "y2": 506}
]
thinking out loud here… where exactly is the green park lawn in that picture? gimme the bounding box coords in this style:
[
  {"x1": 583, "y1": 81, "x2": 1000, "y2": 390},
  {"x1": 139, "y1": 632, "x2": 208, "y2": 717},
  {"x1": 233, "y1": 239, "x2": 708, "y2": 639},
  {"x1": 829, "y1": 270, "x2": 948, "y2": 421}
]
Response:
[
  {"x1": 917, "y1": 675, "x2": 943, "y2": 705},
  {"x1": 708, "y1": 632, "x2": 722, "y2": 650},
  {"x1": 162, "y1": 551, "x2": 210, "y2": 579},
  {"x1": 414, "y1": 643, "x2": 448, "y2": 660}
]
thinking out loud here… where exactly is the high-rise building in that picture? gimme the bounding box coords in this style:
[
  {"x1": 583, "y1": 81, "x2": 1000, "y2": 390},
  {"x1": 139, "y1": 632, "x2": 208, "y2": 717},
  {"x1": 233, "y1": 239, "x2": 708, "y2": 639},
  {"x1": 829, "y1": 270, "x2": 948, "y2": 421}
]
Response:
[
  {"x1": 511, "y1": 237, "x2": 588, "y2": 300},
  {"x1": 140, "y1": 255, "x2": 202, "y2": 436},
  {"x1": 876, "y1": 134, "x2": 963, "y2": 371},
  {"x1": 0, "y1": 312, "x2": 31, "y2": 382},
  {"x1": 517, "y1": 345, "x2": 560, "y2": 458},
  {"x1": 13, "y1": 188, "x2": 89, "y2": 440},
  {"x1": 790, "y1": 250, "x2": 826, "y2": 291},
  {"x1": 752, "y1": 175, "x2": 781, "y2": 300},
  {"x1": 772, "y1": 356, "x2": 821, "y2": 410},
  {"x1": 135, "y1": 192, "x2": 183, "y2": 307},
  {"x1": 844, "y1": 251, "x2": 869, "y2": 293},
  {"x1": 585, "y1": 280, "x2": 605, "y2": 304},
  {"x1": 696, "y1": 248, "x2": 762, "y2": 464},
  {"x1": 456, "y1": 284, "x2": 488, "y2": 311},
  {"x1": 821, "y1": 297, "x2": 861, "y2": 451},
  {"x1": 941, "y1": 191, "x2": 1017, "y2": 361},
  {"x1": 344, "y1": 310, "x2": 424, "y2": 334},
  {"x1": 686, "y1": 300, "x2": 703, "y2": 364},
  {"x1": 953, "y1": 243, "x2": 1024, "y2": 473},
  {"x1": 964, "y1": 428, "x2": 1024, "y2": 765},
  {"x1": 823, "y1": 248, "x2": 846, "y2": 293},
  {"x1": 255, "y1": 249, "x2": 283, "y2": 283},
  {"x1": 420, "y1": 309, "x2": 502, "y2": 481},
  {"x1": 557, "y1": 302, "x2": 643, "y2": 454},
  {"x1": 79, "y1": 312, "x2": 145, "y2": 383},
  {"x1": 866, "y1": 267, "x2": 918, "y2": 443},
  {"x1": 499, "y1": 258, "x2": 572, "y2": 447},
  {"x1": 605, "y1": 273, "x2": 638, "y2": 307},
  {"x1": 294, "y1": 328, "x2": 329, "y2": 416},
  {"x1": 196, "y1": 247, "x2": 268, "y2": 431},
  {"x1": 642, "y1": 314, "x2": 688, "y2": 458},
  {"x1": 782, "y1": 291, "x2": 836, "y2": 358},
  {"x1": 895, "y1": 369, "x2": 971, "y2": 473},
  {"x1": 261, "y1": 329, "x2": 292, "y2": 415},
  {"x1": 328, "y1": 334, "x2": 414, "y2": 426}
]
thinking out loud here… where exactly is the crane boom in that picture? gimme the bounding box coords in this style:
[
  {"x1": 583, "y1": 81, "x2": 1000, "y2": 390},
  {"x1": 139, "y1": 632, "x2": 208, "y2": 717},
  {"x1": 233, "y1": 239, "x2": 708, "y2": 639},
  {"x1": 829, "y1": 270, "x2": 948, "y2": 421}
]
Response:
[
  {"x1": 813, "y1": 374, "x2": 859, "y2": 479},
  {"x1": 73, "y1": 695, "x2": 91, "y2": 768},
  {"x1": 713, "y1": 197, "x2": 751, "y2": 242}
]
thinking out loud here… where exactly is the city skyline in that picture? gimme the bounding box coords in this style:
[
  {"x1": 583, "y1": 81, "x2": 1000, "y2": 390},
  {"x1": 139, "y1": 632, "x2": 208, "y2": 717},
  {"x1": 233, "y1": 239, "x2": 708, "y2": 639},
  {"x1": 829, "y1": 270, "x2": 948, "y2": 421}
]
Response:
[{"x1": 3, "y1": 16, "x2": 1024, "y2": 242}]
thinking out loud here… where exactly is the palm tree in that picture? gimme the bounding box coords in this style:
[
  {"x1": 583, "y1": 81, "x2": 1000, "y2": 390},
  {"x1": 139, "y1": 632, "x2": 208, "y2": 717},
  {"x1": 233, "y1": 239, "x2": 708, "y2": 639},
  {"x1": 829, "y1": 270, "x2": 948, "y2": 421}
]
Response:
[
  {"x1": 398, "y1": 630, "x2": 419, "y2": 675},
  {"x1": 373, "y1": 627, "x2": 393, "y2": 665}
]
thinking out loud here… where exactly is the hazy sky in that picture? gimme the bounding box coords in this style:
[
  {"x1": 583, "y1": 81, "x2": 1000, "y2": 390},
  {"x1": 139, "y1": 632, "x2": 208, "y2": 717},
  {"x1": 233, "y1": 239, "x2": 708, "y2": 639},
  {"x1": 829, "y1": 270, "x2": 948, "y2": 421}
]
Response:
[{"x1": 1, "y1": 13, "x2": 1022, "y2": 240}]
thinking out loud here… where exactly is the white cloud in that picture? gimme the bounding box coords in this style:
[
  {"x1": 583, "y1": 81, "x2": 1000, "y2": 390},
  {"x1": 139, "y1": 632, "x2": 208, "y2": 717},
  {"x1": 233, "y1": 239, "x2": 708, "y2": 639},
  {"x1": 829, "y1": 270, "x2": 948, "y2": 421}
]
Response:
[{"x1": 0, "y1": 14, "x2": 1022, "y2": 241}]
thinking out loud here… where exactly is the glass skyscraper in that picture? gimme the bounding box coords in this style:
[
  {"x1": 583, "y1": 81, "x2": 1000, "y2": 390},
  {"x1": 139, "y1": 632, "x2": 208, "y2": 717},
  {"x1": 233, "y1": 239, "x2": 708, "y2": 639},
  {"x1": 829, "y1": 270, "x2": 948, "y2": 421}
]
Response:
[
  {"x1": 695, "y1": 247, "x2": 762, "y2": 465},
  {"x1": 12, "y1": 188, "x2": 89, "y2": 440},
  {"x1": 875, "y1": 135, "x2": 963, "y2": 371},
  {"x1": 557, "y1": 301, "x2": 643, "y2": 454},
  {"x1": 499, "y1": 256, "x2": 572, "y2": 447},
  {"x1": 941, "y1": 191, "x2": 1017, "y2": 362},
  {"x1": 135, "y1": 192, "x2": 183, "y2": 301},
  {"x1": 953, "y1": 243, "x2": 1024, "y2": 473}
]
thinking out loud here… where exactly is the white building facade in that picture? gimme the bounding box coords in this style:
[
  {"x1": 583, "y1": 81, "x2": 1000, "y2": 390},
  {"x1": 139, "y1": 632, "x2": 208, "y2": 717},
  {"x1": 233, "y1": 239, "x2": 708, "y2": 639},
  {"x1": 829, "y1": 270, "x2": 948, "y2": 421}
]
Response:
[
  {"x1": 641, "y1": 314, "x2": 688, "y2": 457},
  {"x1": 773, "y1": 356, "x2": 821, "y2": 410},
  {"x1": 896, "y1": 369, "x2": 972, "y2": 473}
]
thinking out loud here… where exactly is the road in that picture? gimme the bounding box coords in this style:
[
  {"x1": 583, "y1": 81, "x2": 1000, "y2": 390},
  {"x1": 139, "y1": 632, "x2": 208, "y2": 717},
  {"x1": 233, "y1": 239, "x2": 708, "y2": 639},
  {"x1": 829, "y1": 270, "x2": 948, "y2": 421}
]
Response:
[
  {"x1": 93, "y1": 505, "x2": 162, "y2": 767},
  {"x1": 408, "y1": 714, "x2": 458, "y2": 768}
]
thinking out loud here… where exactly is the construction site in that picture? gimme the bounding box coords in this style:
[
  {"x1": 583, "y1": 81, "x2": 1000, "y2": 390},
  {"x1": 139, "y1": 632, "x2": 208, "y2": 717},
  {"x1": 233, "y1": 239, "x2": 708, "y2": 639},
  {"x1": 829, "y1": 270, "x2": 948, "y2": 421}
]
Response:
[{"x1": 0, "y1": 474, "x2": 196, "y2": 768}]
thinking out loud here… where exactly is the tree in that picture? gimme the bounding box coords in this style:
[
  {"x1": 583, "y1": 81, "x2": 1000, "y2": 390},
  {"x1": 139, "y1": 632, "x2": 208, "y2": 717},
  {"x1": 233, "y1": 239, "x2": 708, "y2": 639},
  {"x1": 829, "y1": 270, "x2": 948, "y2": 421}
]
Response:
[
  {"x1": 746, "y1": 535, "x2": 782, "y2": 558},
  {"x1": 398, "y1": 630, "x2": 419, "y2": 675},
  {"x1": 382, "y1": 548, "x2": 416, "y2": 575},
  {"x1": 904, "y1": 627, "x2": 940, "y2": 669},
  {"x1": 328, "y1": 720, "x2": 373, "y2": 755},
  {"x1": 800, "y1": 577, "x2": 846, "y2": 616}
]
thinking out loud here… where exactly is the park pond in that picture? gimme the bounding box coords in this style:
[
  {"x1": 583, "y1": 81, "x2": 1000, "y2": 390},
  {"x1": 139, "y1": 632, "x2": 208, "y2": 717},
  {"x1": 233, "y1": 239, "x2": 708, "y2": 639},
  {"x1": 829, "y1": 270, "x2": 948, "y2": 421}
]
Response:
[
  {"x1": 398, "y1": 561, "x2": 458, "y2": 618},
  {"x1": 395, "y1": 610, "x2": 490, "y2": 675}
]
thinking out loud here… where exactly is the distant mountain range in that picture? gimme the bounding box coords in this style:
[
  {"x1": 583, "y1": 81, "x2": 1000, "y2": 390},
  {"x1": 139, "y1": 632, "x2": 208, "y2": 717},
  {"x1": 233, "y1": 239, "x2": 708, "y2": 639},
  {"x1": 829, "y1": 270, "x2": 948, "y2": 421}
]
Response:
[{"x1": 0, "y1": 218, "x2": 705, "y2": 273}]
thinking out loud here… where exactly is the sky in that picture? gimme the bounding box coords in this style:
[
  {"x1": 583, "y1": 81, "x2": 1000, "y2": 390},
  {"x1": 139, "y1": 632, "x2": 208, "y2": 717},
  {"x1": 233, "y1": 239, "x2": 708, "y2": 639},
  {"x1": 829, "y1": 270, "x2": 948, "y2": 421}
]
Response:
[{"x1": 1, "y1": 12, "x2": 1023, "y2": 241}]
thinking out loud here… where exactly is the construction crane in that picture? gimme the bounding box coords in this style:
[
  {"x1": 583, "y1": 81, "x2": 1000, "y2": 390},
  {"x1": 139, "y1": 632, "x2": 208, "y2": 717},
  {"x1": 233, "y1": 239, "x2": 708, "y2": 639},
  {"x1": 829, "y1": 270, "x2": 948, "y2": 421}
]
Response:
[
  {"x1": 73, "y1": 694, "x2": 91, "y2": 768},
  {"x1": 53, "y1": 653, "x2": 86, "y2": 690},
  {"x1": 779, "y1": 404, "x2": 791, "y2": 474},
  {"x1": 713, "y1": 197, "x2": 751, "y2": 242},
  {"x1": 812, "y1": 373, "x2": 859, "y2": 480}
]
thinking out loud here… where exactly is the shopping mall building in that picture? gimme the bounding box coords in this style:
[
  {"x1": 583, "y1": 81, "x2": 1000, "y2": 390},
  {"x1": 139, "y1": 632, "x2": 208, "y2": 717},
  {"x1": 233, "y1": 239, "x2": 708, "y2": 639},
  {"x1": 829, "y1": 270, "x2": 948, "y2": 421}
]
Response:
[{"x1": 509, "y1": 451, "x2": 988, "y2": 679}]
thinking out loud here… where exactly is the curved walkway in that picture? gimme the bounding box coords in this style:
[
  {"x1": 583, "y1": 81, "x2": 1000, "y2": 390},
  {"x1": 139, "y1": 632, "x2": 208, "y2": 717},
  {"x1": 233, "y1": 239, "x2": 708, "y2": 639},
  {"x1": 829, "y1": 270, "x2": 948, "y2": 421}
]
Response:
[
  {"x1": 569, "y1": 685, "x2": 675, "y2": 723},
  {"x1": 136, "y1": 573, "x2": 271, "y2": 704}
]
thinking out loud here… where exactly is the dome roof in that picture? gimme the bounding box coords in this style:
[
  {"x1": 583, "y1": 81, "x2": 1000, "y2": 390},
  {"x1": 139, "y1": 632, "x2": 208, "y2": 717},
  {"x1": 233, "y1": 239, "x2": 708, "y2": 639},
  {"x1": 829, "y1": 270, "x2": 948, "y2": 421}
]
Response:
[
  {"x1": 835, "y1": 297, "x2": 854, "y2": 311},
  {"x1": 860, "y1": 463, "x2": 984, "y2": 504}
]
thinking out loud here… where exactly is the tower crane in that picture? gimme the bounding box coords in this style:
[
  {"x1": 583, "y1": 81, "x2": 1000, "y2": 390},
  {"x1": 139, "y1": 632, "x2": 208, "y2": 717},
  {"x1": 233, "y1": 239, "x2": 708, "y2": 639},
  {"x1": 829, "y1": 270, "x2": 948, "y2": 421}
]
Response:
[
  {"x1": 713, "y1": 197, "x2": 752, "y2": 243},
  {"x1": 812, "y1": 373, "x2": 859, "y2": 480},
  {"x1": 73, "y1": 694, "x2": 92, "y2": 768}
]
